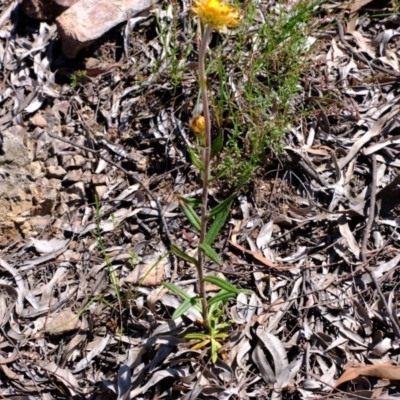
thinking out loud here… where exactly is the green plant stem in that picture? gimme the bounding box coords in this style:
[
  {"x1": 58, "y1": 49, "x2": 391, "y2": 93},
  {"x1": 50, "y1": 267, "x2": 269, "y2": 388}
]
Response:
[{"x1": 197, "y1": 24, "x2": 213, "y2": 329}]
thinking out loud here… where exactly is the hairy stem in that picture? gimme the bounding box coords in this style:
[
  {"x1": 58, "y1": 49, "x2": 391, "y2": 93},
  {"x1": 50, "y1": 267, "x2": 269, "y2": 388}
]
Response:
[{"x1": 197, "y1": 24, "x2": 213, "y2": 328}]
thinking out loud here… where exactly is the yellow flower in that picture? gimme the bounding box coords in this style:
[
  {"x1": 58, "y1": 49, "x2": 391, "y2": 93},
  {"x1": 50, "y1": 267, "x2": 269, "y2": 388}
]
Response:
[
  {"x1": 190, "y1": 115, "x2": 206, "y2": 139},
  {"x1": 192, "y1": 0, "x2": 240, "y2": 32}
]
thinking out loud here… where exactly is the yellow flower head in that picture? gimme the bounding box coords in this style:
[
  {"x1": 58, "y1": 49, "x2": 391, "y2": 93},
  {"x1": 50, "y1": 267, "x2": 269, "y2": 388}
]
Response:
[
  {"x1": 192, "y1": 0, "x2": 240, "y2": 32},
  {"x1": 190, "y1": 115, "x2": 206, "y2": 139}
]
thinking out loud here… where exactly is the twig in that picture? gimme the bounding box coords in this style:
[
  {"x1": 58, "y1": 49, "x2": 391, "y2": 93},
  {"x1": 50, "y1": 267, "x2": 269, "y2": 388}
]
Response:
[{"x1": 361, "y1": 154, "x2": 400, "y2": 339}]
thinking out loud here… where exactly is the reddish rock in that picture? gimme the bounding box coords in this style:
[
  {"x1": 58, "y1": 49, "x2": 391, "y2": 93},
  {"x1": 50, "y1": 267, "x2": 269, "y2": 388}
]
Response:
[
  {"x1": 20, "y1": 0, "x2": 78, "y2": 21},
  {"x1": 56, "y1": 0, "x2": 154, "y2": 58}
]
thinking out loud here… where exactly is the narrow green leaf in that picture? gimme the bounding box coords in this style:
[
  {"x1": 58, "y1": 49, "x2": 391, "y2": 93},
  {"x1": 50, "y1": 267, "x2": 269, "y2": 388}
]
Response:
[
  {"x1": 199, "y1": 243, "x2": 221, "y2": 265},
  {"x1": 172, "y1": 298, "x2": 197, "y2": 319},
  {"x1": 205, "y1": 200, "x2": 232, "y2": 245},
  {"x1": 179, "y1": 196, "x2": 202, "y2": 207},
  {"x1": 211, "y1": 339, "x2": 219, "y2": 363},
  {"x1": 204, "y1": 275, "x2": 242, "y2": 294},
  {"x1": 214, "y1": 332, "x2": 229, "y2": 340},
  {"x1": 184, "y1": 333, "x2": 209, "y2": 340},
  {"x1": 207, "y1": 168, "x2": 227, "y2": 183},
  {"x1": 178, "y1": 196, "x2": 201, "y2": 232},
  {"x1": 208, "y1": 291, "x2": 236, "y2": 306},
  {"x1": 208, "y1": 192, "x2": 236, "y2": 218},
  {"x1": 162, "y1": 281, "x2": 192, "y2": 301},
  {"x1": 170, "y1": 244, "x2": 198, "y2": 266},
  {"x1": 188, "y1": 148, "x2": 204, "y2": 171},
  {"x1": 210, "y1": 132, "x2": 223, "y2": 159}
]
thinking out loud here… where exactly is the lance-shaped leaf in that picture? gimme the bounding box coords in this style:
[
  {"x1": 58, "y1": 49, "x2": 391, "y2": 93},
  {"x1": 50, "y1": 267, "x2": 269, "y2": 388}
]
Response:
[
  {"x1": 170, "y1": 244, "x2": 197, "y2": 266},
  {"x1": 210, "y1": 132, "x2": 223, "y2": 159},
  {"x1": 208, "y1": 290, "x2": 236, "y2": 306},
  {"x1": 208, "y1": 168, "x2": 227, "y2": 183},
  {"x1": 211, "y1": 338, "x2": 221, "y2": 363},
  {"x1": 162, "y1": 282, "x2": 201, "y2": 309},
  {"x1": 205, "y1": 198, "x2": 233, "y2": 245},
  {"x1": 205, "y1": 275, "x2": 252, "y2": 294},
  {"x1": 209, "y1": 192, "x2": 236, "y2": 218},
  {"x1": 179, "y1": 196, "x2": 202, "y2": 207},
  {"x1": 199, "y1": 243, "x2": 222, "y2": 265},
  {"x1": 188, "y1": 148, "x2": 205, "y2": 171},
  {"x1": 184, "y1": 332, "x2": 209, "y2": 340},
  {"x1": 178, "y1": 196, "x2": 201, "y2": 232},
  {"x1": 172, "y1": 296, "x2": 201, "y2": 319},
  {"x1": 170, "y1": 244, "x2": 198, "y2": 266}
]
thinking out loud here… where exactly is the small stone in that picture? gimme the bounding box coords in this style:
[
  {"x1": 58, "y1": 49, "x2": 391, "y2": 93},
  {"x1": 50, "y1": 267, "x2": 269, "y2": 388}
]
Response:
[
  {"x1": 45, "y1": 157, "x2": 59, "y2": 168},
  {"x1": 81, "y1": 170, "x2": 92, "y2": 184},
  {"x1": 56, "y1": 0, "x2": 154, "y2": 58},
  {"x1": 47, "y1": 166, "x2": 67, "y2": 179},
  {"x1": 29, "y1": 215, "x2": 51, "y2": 233},
  {"x1": 92, "y1": 174, "x2": 107, "y2": 185},
  {"x1": 29, "y1": 161, "x2": 44, "y2": 179},
  {"x1": 95, "y1": 185, "x2": 108, "y2": 200},
  {"x1": 59, "y1": 154, "x2": 73, "y2": 167},
  {"x1": 63, "y1": 154, "x2": 86, "y2": 169},
  {"x1": 0, "y1": 127, "x2": 32, "y2": 168},
  {"x1": 30, "y1": 114, "x2": 48, "y2": 128},
  {"x1": 63, "y1": 169, "x2": 82, "y2": 183}
]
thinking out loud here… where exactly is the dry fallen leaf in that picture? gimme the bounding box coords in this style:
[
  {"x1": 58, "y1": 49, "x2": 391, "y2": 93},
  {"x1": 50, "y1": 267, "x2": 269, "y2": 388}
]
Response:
[
  {"x1": 335, "y1": 363, "x2": 400, "y2": 388},
  {"x1": 229, "y1": 240, "x2": 291, "y2": 270}
]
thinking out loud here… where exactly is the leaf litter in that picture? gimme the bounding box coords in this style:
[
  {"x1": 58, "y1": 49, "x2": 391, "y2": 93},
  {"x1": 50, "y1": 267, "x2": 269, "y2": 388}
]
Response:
[{"x1": 2, "y1": 0, "x2": 400, "y2": 398}]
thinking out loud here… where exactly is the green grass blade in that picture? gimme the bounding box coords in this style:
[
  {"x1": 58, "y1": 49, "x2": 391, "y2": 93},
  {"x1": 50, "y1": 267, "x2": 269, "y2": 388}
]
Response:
[
  {"x1": 170, "y1": 244, "x2": 198, "y2": 266},
  {"x1": 198, "y1": 243, "x2": 222, "y2": 265}
]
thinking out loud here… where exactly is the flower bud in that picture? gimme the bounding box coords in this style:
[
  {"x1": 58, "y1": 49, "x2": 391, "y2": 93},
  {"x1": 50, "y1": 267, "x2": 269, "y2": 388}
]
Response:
[{"x1": 190, "y1": 115, "x2": 206, "y2": 142}]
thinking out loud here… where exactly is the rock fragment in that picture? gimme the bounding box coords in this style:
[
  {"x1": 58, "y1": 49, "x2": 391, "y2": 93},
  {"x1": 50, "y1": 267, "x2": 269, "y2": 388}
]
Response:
[
  {"x1": 56, "y1": 0, "x2": 154, "y2": 58},
  {"x1": 47, "y1": 166, "x2": 67, "y2": 179}
]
